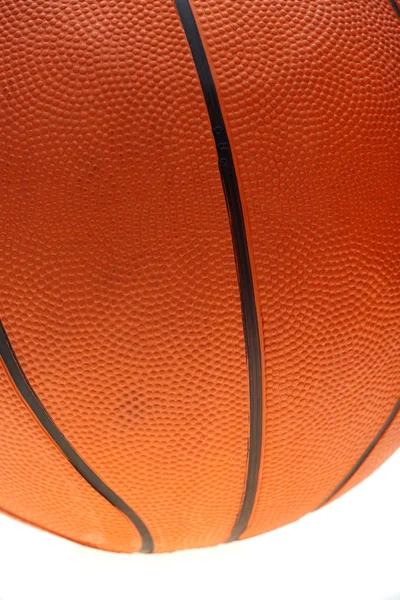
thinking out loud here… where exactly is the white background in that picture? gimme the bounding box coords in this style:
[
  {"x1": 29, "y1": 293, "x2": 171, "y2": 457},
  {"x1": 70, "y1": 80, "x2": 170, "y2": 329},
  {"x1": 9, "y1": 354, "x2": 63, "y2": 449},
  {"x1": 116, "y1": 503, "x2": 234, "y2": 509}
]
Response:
[{"x1": 0, "y1": 450, "x2": 399, "y2": 600}]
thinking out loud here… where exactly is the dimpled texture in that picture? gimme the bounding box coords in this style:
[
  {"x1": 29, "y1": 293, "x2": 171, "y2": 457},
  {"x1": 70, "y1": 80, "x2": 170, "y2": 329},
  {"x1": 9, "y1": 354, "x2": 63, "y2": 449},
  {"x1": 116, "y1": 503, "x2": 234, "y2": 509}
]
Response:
[
  {"x1": 0, "y1": 360, "x2": 137, "y2": 551},
  {"x1": 191, "y1": 0, "x2": 400, "y2": 538},
  {"x1": 329, "y1": 412, "x2": 400, "y2": 504},
  {"x1": 1, "y1": 0, "x2": 400, "y2": 554},
  {"x1": 0, "y1": 0, "x2": 249, "y2": 551}
]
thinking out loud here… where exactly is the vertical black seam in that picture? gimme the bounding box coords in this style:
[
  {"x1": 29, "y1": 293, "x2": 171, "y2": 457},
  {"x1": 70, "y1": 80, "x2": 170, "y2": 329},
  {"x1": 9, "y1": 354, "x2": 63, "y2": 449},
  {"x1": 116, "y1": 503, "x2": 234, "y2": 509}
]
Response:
[
  {"x1": 388, "y1": 0, "x2": 400, "y2": 19},
  {"x1": 0, "y1": 320, "x2": 154, "y2": 553},
  {"x1": 174, "y1": 0, "x2": 263, "y2": 542},
  {"x1": 316, "y1": 398, "x2": 400, "y2": 510}
]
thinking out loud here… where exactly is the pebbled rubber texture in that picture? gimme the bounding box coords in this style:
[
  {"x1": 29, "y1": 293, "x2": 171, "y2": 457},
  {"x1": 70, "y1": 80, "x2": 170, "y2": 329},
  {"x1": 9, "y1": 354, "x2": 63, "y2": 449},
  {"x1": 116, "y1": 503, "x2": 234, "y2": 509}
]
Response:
[
  {"x1": 0, "y1": 0, "x2": 249, "y2": 552},
  {"x1": 322, "y1": 403, "x2": 400, "y2": 505},
  {"x1": 389, "y1": 0, "x2": 400, "y2": 19},
  {"x1": 189, "y1": 0, "x2": 400, "y2": 540},
  {"x1": 0, "y1": 0, "x2": 399, "y2": 552},
  {"x1": 174, "y1": 0, "x2": 264, "y2": 544},
  {"x1": 317, "y1": 398, "x2": 400, "y2": 508},
  {"x1": 0, "y1": 353, "x2": 138, "y2": 553},
  {"x1": 0, "y1": 321, "x2": 153, "y2": 552}
]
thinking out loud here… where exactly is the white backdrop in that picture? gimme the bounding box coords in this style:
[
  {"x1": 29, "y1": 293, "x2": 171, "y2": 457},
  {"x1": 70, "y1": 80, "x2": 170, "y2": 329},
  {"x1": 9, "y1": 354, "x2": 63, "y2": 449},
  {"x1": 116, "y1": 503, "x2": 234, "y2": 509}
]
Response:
[{"x1": 0, "y1": 450, "x2": 398, "y2": 600}]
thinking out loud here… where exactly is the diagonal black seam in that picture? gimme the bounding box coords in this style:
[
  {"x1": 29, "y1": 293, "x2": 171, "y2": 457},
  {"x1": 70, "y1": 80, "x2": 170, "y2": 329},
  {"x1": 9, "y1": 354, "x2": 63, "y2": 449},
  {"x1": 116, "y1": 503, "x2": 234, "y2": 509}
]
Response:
[
  {"x1": 388, "y1": 0, "x2": 400, "y2": 19},
  {"x1": 0, "y1": 320, "x2": 154, "y2": 553},
  {"x1": 316, "y1": 397, "x2": 400, "y2": 510},
  {"x1": 174, "y1": 0, "x2": 263, "y2": 542}
]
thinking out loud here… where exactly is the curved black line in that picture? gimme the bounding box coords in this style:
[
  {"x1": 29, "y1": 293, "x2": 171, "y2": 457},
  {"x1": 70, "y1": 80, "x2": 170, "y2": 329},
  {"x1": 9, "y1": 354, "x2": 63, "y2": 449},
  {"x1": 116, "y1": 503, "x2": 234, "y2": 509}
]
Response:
[
  {"x1": 174, "y1": 0, "x2": 263, "y2": 542},
  {"x1": 316, "y1": 398, "x2": 400, "y2": 510},
  {"x1": 388, "y1": 0, "x2": 400, "y2": 19},
  {"x1": 0, "y1": 321, "x2": 154, "y2": 553}
]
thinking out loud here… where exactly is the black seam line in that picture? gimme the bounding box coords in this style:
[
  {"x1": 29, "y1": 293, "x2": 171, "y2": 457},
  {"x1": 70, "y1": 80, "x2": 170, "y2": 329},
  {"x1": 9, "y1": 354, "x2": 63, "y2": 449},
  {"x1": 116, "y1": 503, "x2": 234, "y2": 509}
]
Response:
[
  {"x1": 316, "y1": 397, "x2": 400, "y2": 510},
  {"x1": 174, "y1": 0, "x2": 263, "y2": 543},
  {"x1": 0, "y1": 320, "x2": 154, "y2": 553},
  {"x1": 388, "y1": 0, "x2": 400, "y2": 19}
]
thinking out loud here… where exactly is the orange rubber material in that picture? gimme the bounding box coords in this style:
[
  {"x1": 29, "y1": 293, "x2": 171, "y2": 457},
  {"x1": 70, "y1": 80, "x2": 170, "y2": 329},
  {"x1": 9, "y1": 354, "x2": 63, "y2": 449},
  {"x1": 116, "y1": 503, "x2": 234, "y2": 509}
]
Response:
[
  {"x1": 326, "y1": 411, "x2": 400, "y2": 505},
  {"x1": 0, "y1": 0, "x2": 249, "y2": 551},
  {"x1": 0, "y1": 0, "x2": 399, "y2": 552},
  {"x1": 0, "y1": 359, "x2": 138, "y2": 552},
  {"x1": 190, "y1": 0, "x2": 400, "y2": 539}
]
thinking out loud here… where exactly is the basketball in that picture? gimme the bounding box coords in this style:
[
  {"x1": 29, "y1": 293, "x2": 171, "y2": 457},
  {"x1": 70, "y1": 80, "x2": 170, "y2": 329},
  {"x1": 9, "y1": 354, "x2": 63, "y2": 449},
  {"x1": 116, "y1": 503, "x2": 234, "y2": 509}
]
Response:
[{"x1": 0, "y1": 0, "x2": 399, "y2": 553}]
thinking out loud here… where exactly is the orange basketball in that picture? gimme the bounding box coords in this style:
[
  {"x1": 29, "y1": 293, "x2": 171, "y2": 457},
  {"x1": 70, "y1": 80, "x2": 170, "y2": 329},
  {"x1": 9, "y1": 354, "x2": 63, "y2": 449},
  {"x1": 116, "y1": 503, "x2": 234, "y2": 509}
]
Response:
[{"x1": 0, "y1": 0, "x2": 399, "y2": 554}]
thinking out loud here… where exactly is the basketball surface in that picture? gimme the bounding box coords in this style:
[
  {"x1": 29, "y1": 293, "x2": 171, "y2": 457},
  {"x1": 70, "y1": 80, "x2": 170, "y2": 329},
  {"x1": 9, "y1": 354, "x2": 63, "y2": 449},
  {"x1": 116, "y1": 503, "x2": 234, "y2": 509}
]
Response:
[{"x1": 0, "y1": 0, "x2": 399, "y2": 553}]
